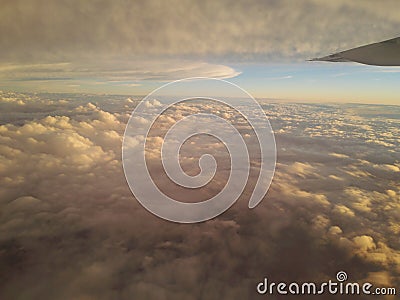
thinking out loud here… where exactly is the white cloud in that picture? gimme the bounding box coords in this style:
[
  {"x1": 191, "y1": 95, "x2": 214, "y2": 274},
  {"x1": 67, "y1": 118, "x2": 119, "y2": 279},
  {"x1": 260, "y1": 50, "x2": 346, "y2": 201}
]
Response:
[
  {"x1": 1, "y1": 93, "x2": 400, "y2": 298},
  {"x1": 333, "y1": 204, "x2": 355, "y2": 217}
]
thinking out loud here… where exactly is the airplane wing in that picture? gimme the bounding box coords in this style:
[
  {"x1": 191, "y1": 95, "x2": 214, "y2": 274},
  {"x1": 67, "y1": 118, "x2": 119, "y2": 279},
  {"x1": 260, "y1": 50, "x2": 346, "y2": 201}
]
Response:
[{"x1": 310, "y1": 36, "x2": 400, "y2": 66}]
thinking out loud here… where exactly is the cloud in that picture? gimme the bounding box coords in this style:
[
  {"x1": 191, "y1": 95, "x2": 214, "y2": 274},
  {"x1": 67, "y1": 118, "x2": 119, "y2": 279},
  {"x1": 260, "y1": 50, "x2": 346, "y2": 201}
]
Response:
[
  {"x1": 2, "y1": 0, "x2": 400, "y2": 63},
  {"x1": 2, "y1": 1, "x2": 400, "y2": 93},
  {"x1": 266, "y1": 75, "x2": 293, "y2": 80},
  {"x1": 0, "y1": 92, "x2": 400, "y2": 299},
  {"x1": 0, "y1": 59, "x2": 240, "y2": 92},
  {"x1": 333, "y1": 204, "x2": 355, "y2": 217}
]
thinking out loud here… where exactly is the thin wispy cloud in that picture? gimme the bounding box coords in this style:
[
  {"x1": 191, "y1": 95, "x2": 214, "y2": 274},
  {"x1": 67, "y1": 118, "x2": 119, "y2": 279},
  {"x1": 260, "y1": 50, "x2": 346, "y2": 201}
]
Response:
[{"x1": 266, "y1": 75, "x2": 293, "y2": 80}]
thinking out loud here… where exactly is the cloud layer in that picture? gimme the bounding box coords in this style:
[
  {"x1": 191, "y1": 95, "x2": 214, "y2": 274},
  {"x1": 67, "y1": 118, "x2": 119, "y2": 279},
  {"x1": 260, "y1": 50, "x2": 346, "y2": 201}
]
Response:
[
  {"x1": 0, "y1": 60, "x2": 240, "y2": 82},
  {"x1": 0, "y1": 92, "x2": 399, "y2": 299},
  {"x1": 2, "y1": 0, "x2": 400, "y2": 62},
  {"x1": 1, "y1": 0, "x2": 400, "y2": 88}
]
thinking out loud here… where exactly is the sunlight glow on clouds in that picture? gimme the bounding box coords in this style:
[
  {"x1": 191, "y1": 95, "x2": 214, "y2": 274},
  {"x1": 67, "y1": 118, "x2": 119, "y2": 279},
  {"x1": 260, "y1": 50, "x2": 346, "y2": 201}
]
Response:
[{"x1": 0, "y1": 92, "x2": 399, "y2": 299}]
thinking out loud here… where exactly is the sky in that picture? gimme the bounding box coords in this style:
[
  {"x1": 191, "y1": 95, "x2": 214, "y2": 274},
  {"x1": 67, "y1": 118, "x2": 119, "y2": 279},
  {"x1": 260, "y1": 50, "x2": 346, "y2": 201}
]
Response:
[{"x1": 1, "y1": 0, "x2": 400, "y2": 104}]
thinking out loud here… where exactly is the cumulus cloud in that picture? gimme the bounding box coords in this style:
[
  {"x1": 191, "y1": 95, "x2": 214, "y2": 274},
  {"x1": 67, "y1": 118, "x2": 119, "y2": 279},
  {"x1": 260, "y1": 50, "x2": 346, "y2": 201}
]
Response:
[{"x1": 0, "y1": 92, "x2": 399, "y2": 299}]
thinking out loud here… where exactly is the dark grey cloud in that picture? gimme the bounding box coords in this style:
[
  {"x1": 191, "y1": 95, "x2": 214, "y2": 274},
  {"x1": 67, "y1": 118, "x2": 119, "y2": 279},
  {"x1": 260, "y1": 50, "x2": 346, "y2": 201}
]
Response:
[
  {"x1": 1, "y1": 0, "x2": 400, "y2": 62},
  {"x1": 2, "y1": 0, "x2": 400, "y2": 90}
]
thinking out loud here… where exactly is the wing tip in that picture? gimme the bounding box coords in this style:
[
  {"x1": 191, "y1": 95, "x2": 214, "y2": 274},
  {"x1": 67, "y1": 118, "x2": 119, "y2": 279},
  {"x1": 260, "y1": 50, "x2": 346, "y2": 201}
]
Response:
[{"x1": 308, "y1": 54, "x2": 350, "y2": 63}]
